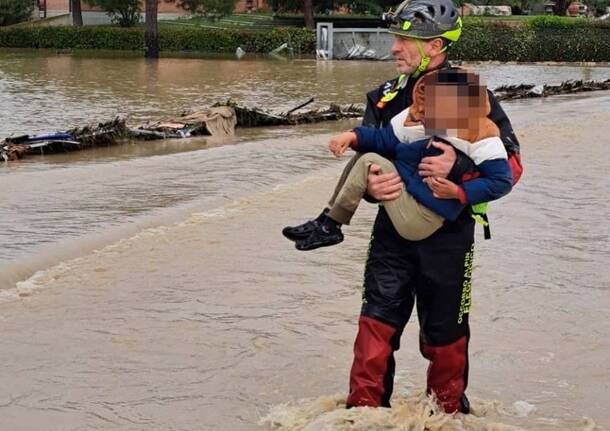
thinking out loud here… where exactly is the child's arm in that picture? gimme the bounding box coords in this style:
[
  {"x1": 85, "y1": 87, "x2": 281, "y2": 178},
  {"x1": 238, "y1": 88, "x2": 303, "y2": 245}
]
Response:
[
  {"x1": 435, "y1": 136, "x2": 513, "y2": 204},
  {"x1": 454, "y1": 158, "x2": 513, "y2": 205},
  {"x1": 425, "y1": 177, "x2": 461, "y2": 199},
  {"x1": 328, "y1": 108, "x2": 423, "y2": 158},
  {"x1": 327, "y1": 125, "x2": 402, "y2": 158},
  {"x1": 351, "y1": 124, "x2": 402, "y2": 158},
  {"x1": 404, "y1": 157, "x2": 512, "y2": 223}
]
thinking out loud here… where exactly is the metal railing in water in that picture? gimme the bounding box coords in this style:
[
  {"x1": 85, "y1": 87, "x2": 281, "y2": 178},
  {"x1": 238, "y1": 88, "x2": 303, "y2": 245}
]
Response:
[{"x1": 316, "y1": 22, "x2": 394, "y2": 60}]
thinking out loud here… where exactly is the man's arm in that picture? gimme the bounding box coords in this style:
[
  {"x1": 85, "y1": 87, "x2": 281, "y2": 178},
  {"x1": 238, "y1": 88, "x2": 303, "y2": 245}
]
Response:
[{"x1": 362, "y1": 84, "x2": 404, "y2": 202}]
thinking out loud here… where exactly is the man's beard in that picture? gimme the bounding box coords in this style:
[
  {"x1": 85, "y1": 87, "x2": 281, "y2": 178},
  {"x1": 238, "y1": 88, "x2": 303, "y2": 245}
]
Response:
[{"x1": 396, "y1": 61, "x2": 417, "y2": 75}]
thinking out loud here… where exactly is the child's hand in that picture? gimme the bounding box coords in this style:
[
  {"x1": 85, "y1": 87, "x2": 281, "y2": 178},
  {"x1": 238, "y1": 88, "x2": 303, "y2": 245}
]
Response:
[
  {"x1": 328, "y1": 131, "x2": 357, "y2": 157},
  {"x1": 424, "y1": 177, "x2": 460, "y2": 199}
]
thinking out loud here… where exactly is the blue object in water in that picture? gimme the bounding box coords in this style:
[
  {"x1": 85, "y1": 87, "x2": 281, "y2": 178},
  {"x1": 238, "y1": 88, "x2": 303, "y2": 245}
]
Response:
[{"x1": 27, "y1": 132, "x2": 75, "y2": 143}]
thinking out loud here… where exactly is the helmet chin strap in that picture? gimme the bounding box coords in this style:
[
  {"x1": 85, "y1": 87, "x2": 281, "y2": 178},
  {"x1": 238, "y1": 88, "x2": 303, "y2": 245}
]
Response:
[
  {"x1": 411, "y1": 39, "x2": 431, "y2": 78},
  {"x1": 411, "y1": 39, "x2": 449, "y2": 78}
]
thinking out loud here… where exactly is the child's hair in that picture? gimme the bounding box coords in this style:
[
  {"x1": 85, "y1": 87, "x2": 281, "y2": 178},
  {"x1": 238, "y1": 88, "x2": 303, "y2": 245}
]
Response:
[
  {"x1": 424, "y1": 68, "x2": 487, "y2": 110},
  {"x1": 406, "y1": 67, "x2": 499, "y2": 141}
]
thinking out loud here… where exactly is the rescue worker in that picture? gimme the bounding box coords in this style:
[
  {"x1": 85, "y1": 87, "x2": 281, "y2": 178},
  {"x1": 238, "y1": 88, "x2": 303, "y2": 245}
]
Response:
[{"x1": 284, "y1": 0, "x2": 522, "y2": 413}]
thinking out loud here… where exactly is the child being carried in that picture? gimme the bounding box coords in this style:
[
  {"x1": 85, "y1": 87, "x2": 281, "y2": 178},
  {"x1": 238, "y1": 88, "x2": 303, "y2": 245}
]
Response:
[{"x1": 283, "y1": 68, "x2": 513, "y2": 251}]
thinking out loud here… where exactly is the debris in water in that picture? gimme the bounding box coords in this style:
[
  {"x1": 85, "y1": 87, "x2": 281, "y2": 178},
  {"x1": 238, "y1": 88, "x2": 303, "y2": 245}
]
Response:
[
  {"x1": 1, "y1": 118, "x2": 127, "y2": 161},
  {"x1": 236, "y1": 47, "x2": 246, "y2": 59},
  {"x1": 270, "y1": 43, "x2": 288, "y2": 55},
  {"x1": 284, "y1": 98, "x2": 315, "y2": 115},
  {"x1": 493, "y1": 79, "x2": 610, "y2": 101},
  {"x1": 1, "y1": 101, "x2": 363, "y2": 162},
  {"x1": 219, "y1": 99, "x2": 365, "y2": 128},
  {"x1": 131, "y1": 106, "x2": 237, "y2": 139},
  {"x1": 269, "y1": 42, "x2": 295, "y2": 60},
  {"x1": 3, "y1": 79, "x2": 607, "y2": 163}
]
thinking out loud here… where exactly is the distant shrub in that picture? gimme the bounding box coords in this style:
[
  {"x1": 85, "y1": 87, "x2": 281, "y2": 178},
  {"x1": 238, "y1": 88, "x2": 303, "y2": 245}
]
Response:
[
  {"x1": 0, "y1": 0, "x2": 34, "y2": 27},
  {"x1": 0, "y1": 20, "x2": 608, "y2": 62},
  {"x1": 451, "y1": 18, "x2": 610, "y2": 62}
]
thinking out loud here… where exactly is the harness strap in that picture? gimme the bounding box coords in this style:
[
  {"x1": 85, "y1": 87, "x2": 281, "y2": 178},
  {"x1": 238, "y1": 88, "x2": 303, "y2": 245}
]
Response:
[{"x1": 471, "y1": 203, "x2": 491, "y2": 240}]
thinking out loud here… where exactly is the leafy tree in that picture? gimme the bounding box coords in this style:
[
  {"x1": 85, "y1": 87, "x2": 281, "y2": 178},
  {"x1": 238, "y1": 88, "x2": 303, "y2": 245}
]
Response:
[
  {"x1": 0, "y1": 0, "x2": 34, "y2": 26},
  {"x1": 173, "y1": 0, "x2": 240, "y2": 19},
  {"x1": 84, "y1": 0, "x2": 141, "y2": 27}
]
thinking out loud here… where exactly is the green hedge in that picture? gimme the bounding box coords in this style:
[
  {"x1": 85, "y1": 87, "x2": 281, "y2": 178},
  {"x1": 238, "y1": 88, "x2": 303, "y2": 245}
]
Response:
[
  {"x1": 453, "y1": 18, "x2": 610, "y2": 62},
  {"x1": 0, "y1": 20, "x2": 609, "y2": 62},
  {"x1": 0, "y1": 26, "x2": 315, "y2": 54}
]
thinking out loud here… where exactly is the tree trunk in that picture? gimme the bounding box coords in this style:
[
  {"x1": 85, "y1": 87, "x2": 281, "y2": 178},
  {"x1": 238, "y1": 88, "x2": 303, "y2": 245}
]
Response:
[
  {"x1": 145, "y1": 0, "x2": 159, "y2": 59},
  {"x1": 554, "y1": 0, "x2": 569, "y2": 15},
  {"x1": 303, "y1": 0, "x2": 314, "y2": 29},
  {"x1": 71, "y1": 0, "x2": 83, "y2": 27},
  {"x1": 520, "y1": 0, "x2": 528, "y2": 13}
]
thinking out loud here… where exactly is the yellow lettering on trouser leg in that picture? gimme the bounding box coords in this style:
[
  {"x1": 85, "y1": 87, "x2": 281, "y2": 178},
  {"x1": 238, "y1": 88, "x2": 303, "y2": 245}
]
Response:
[{"x1": 458, "y1": 244, "x2": 474, "y2": 324}]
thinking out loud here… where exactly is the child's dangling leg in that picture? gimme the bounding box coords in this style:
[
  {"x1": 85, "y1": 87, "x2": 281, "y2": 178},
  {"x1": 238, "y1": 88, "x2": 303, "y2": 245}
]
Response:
[
  {"x1": 295, "y1": 153, "x2": 385, "y2": 251},
  {"x1": 282, "y1": 154, "x2": 362, "y2": 242}
]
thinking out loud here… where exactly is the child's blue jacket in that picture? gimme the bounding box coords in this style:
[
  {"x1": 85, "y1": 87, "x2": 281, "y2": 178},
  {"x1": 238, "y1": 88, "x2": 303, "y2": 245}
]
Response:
[{"x1": 352, "y1": 124, "x2": 513, "y2": 221}]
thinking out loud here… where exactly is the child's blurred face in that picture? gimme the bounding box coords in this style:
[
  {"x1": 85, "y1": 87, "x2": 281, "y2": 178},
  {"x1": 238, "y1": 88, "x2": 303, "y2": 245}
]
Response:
[{"x1": 424, "y1": 76, "x2": 487, "y2": 137}]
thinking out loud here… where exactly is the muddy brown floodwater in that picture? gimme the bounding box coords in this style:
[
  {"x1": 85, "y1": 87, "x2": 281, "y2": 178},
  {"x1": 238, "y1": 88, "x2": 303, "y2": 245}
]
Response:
[{"x1": 0, "y1": 51, "x2": 609, "y2": 430}]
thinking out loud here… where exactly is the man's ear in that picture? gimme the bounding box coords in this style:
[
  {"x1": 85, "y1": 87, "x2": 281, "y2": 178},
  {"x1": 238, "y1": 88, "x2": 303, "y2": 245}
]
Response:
[{"x1": 426, "y1": 38, "x2": 445, "y2": 56}]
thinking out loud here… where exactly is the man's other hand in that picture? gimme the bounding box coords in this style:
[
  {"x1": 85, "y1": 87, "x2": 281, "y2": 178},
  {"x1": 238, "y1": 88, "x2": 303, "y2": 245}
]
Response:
[
  {"x1": 328, "y1": 131, "x2": 357, "y2": 157},
  {"x1": 367, "y1": 164, "x2": 403, "y2": 201},
  {"x1": 418, "y1": 140, "x2": 456, "y2": 178}
]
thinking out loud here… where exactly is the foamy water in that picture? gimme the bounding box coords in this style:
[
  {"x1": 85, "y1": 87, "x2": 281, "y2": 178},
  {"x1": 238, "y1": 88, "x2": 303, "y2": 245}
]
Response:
[{"x1": 260, "y1": 392, "x2": 602, "y2": 430}]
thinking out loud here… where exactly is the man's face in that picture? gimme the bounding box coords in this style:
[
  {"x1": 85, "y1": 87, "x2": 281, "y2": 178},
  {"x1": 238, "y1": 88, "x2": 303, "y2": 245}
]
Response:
[
  {"x1": 390, "y1": 37, "x2": 440, "y2": 74},
  {"x1": 390, "y1": 37, "x2": 422, "y2": 74}
]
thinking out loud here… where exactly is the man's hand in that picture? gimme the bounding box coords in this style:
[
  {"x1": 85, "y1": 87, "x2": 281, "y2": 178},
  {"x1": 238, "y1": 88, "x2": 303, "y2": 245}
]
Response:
[
  {"x1": 423, "y1": 176, "x2": 460, "y2": 199},
  {"x1": 367, "y1": 164, "x2": 404, "y2": 201},
  {"x1": 418, "y1": 140, "x2": 457, "y2": 178},
  {"x1": 328, "y1": 131, "x2": 357, "y2": 157}
]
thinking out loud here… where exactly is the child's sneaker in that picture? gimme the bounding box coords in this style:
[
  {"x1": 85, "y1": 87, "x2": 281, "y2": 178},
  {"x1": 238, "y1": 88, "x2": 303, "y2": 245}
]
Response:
[
  {"x1": 295, "y1": 221, "x2": 343, "y2": 251},
  {"x1": 282, "y1": 209, "x2": 329, "y2": 241}
]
